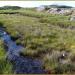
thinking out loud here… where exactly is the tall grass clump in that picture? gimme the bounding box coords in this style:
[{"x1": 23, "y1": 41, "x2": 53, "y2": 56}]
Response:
[{"x1": 0, "y1": 40, "x2": 13, "y2": 74}]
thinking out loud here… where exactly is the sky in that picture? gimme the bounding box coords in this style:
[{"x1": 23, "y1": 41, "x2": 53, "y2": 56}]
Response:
[{"x1": 0, "y1": 1, "x2": 75, "y2": 8}]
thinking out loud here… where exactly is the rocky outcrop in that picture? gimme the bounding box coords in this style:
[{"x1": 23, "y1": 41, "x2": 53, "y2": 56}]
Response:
[
  {"x1": 47, "y1": 8, "x2": 73, "y2": 15},
  {"x1": 70, "y1": 16, "x2": 75, "y2": 21}
]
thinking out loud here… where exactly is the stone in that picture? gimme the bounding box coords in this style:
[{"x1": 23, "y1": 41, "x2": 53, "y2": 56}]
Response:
[{"x1": 70, "y1": 16, "x2": 75, "y2": 21}]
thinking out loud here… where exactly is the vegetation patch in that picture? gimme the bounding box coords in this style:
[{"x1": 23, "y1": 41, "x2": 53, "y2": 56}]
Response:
[
  {"x1": 0, "y1": 8, "x2": 75, "y2": 73},
  {"x1": 0, "y1": 40, "x2": 13, "y2": 74}
]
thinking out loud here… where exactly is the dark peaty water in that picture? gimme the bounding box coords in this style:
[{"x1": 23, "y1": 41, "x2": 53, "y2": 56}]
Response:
[{"x1": 0, "y1": 28, "x2": 46, "y2": 74}]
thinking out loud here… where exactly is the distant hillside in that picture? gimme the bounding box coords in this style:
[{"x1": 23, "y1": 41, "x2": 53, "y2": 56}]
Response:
[
  {"x1": 49, "y1": 5, "x2": 73, "y2": 8},
  {"x1": 0, "y1": 6, "x2": 22, "y2": 10},
  {"x1": 41, "y1": 5, "x2": 73, "y2": 10}
]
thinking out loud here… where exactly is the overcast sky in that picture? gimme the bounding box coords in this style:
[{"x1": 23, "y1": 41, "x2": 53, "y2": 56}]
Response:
[{"x1": 0, "y1": 1, "x2": 75, "y2": 8}]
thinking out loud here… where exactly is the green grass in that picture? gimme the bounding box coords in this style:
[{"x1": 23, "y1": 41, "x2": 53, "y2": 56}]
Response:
[
  {"x1": 0, "y1": 9, "x2": 75, "y2": 73},
  {"x1": 0, "y1": 40, "x2": 13, "y2": 74}
]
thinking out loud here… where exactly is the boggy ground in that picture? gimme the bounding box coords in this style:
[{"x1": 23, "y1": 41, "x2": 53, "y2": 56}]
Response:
[
  {"x1": 0, "y1": 29, "x2": 46, "y2": 73},
  {"x1": 0, "y1": 8, "x2": 75, "y2": 74}
]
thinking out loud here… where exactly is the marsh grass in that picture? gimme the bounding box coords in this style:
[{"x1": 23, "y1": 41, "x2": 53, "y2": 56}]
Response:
[
  {"x1": 0, "y1": 9, "x2": 75, "y2": 73},
  {"x1": 0, "y1": 40, "x2": 13, "y2": 74}
]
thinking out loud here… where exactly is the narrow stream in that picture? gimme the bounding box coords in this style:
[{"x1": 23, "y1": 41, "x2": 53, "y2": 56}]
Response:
[{"x1": 0, "y1": 27, "x2": 46, "y2": 74}]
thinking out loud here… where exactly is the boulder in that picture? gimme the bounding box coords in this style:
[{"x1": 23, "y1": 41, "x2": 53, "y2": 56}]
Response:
[{"x1": 70, "y1": 16, "x2": 75, "y2": 21}]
